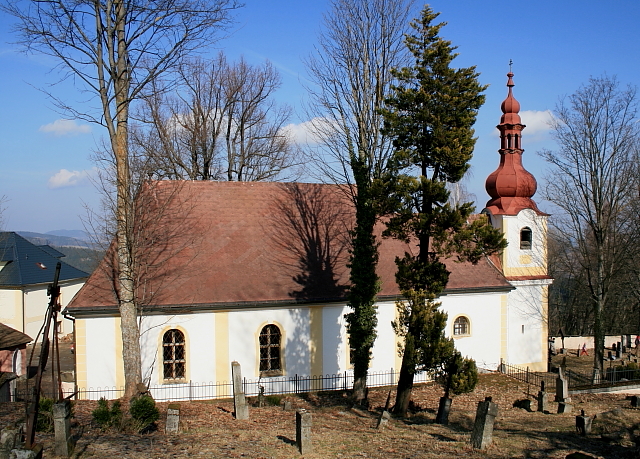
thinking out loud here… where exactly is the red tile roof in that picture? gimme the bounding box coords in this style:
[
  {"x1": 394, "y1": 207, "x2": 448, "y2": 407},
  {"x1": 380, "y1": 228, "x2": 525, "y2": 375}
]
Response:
[{"x1": 67, "y1": 181, "x2": 512, "y2": 314}]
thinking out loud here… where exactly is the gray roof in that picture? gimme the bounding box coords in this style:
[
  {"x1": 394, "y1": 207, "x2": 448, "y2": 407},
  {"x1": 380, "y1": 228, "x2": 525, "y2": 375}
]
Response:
[
  {"x1": 0, "y1": 323, "x2": 31, "y2": 348},
  {"x1": 0, "y1": 232, "x2": 89, "y2": 287}
]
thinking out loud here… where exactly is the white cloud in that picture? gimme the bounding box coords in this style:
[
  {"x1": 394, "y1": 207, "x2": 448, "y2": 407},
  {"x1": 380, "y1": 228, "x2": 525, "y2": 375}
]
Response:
[
  {"x1": 48, "y1": 169, "x2": 94, "y2": 189},
  {"x1": 284, "y1": 117, "x2": 336, "y2": 146},
  {"x1": 520, "y1": 110, "x2": 555, "y2": 135},
  {"x1": 39, "y1": 119, "x2": 91, "y2": 136}
]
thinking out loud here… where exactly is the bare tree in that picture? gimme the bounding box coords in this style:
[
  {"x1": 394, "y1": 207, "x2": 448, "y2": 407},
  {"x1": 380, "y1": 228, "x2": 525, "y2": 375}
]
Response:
[
  {"x1": 132, "y1": 54, "x2": 300, "y2": 182},
  {"x1": 4, "y1": 0, "x2": 240, "y2": 396},
  {"x1": 541, "y1": 75, "x2": 640, "y2": 380}
]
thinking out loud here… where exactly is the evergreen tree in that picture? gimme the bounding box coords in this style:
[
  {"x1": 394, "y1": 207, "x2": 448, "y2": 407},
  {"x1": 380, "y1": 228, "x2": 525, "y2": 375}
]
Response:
[{"x1": 381, "y1": 5, "x2": 506, "y2": 416}]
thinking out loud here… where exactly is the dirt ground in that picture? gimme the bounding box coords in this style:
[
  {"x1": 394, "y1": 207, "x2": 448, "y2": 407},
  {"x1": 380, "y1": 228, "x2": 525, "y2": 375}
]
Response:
[{"x1": 2, "y1": 372, "x2": 640, "y2": 459}]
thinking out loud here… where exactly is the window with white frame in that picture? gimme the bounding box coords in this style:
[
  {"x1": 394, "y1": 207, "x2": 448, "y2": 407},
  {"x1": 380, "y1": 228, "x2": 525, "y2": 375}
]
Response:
[
  {"x1": 259, "y1": 324, "x2": 282, "y2": 375},
  {"x1": 453, "y1": 316, "x2": 470, "y2": 336},
  {"x1": 163, "y1": 329, "x2": 186, "y2": 381}
]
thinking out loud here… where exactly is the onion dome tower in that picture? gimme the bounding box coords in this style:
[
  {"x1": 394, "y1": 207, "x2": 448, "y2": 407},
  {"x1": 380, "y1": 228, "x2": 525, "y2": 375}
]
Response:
[
  {"x1": 485, "y1": 71, "x2": 542, "y2": 215},
  {"x1": 482, "y1": 70, "x2": 552, "y2": 373},
  {"x1": 483, "y1": 70, "x2": 550, "y2": 280}
]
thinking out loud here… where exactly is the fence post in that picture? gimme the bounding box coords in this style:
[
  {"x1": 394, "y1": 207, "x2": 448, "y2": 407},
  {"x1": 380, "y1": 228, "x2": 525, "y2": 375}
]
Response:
[{"x1": 189, "y1": 380, "x2": 192, "y2": 401}]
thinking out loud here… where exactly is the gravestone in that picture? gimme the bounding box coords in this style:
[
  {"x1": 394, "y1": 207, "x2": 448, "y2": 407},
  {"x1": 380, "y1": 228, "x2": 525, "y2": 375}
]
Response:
[
  {"x1": 377, "y1": 390, "x2": 392, "y2": 429},
  {"x1": 53, "y1": 400, "x2": 73, "y2": 457},
  {"x1": 575, "y1": 410, "x2": 592, "y2": 435},
  {"x1": 608, "y1": 351, "x2": 613, "y2": 360},
  {"x1": 556, "y1": 362, "x2": 573, "y2": 413},
  {"x1": 296, "y1": 410, "x2": 312, "y2": 454},
  {"x1": 231, "y1": 361, "x2": 249, "y2": 420},
  {"x1": 435, "y1": 397, "x2": 452, "y2": 425},
  {"x1": 165, "y1": 403, "x2": 180, "y2": 433},
  {"x1": 630, "y1": 395, "x2": 639, "y2": 408},
  {"x1": 0, "y1": 425, "x2": 23, "y2": 459},
  {"x1": 616, "y1": 342, "x2": 622, "y2": 359},
  {"x1": 282, "y1": 400, "x2": 292, "y2": 410},
  {"x1": 537, "y1": 387, "x2": 549, "y2": 413},
  {"x1": 376, "y1": 410, "x2": 390, "y2": 429},
  {"x1": 471, "y1": 397, "x2": 498, "y2": 449}
]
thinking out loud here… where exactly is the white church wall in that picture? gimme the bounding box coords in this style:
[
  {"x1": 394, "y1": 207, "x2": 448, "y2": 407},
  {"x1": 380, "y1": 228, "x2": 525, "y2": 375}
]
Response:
[
  {"x1": 321, "y1": 304, "x2": 348, "y2": 375},
  {"x1": 228, "y1": 307, "x2": 311, "y2": 378},
  {"x1": 440, "y1": 292, "x2": 503, "y2": 370},
  {"x1": 84, "y1": 316, "x2": 118, "y2": 390},
  {"x1": 506, "y1": 282, "x2": 546, "y2": 369},
  {"x1": 371, "y1": 301, "x2": 400, "y2": 372}
]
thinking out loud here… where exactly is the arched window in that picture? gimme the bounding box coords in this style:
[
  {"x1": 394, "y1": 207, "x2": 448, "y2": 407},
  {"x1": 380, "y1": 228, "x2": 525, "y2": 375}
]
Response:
[
  {"x1": 163, "y1": 329, "x2": 186, "y2": 381},
  {"x1": 453, "y1": 316, "x2": 470, "y2": 336},
  {"x1": 259, "y1": 324, "x2": 282, "y2": 374},
  {"x1": 520, "y1": 227, "x2": 532, "y2": 250}
]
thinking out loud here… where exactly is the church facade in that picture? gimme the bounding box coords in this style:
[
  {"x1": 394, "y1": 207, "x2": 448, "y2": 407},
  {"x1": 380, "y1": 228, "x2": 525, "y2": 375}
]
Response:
[{"x1": 65, "y1": 72, "x2": 551, "y2": 398}]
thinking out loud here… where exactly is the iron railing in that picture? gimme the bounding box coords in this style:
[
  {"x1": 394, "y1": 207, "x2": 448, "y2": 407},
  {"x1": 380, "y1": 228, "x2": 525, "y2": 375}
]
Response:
[{"x1": 10, "y1": 368, "x2": 431, "y2": 402}]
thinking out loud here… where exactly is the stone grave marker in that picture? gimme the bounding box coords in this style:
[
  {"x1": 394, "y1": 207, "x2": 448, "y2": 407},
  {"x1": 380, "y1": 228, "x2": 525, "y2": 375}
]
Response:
[
  {"x1": 630, "y1": 395, "x2": 639, "y2": 408},
  {"x1": 282, "y1": 400, "x2": 292, "y2": 410},
  {"x1": 53, "y1": 400, "x2": 73, "y2": 457},
  {"x1": 471, "y1": 397, "x2": 498, "y2": 449},
  {"x1": 616, "y1": 342, "x2": 622, "y2": 359},
  {"x1": 165, "y1": 403, "x2": 180, "y2": 433},
  {"x1": 537, "y1": 381, "x2": 549, "y2": 413},
  {"x1": 556, "y1": 362, "x2": 572, "y2": 413},
  {"x1": 377, "y1": 390, "x2": 393, "y2": 429},
  {"x1": 575, "y1": 410, "x2": 592, "y2": 436},
  {"x1": 231, "y1": 361, "x2": 249, "y2": 420},
  {"x1": 296, "y1": 409, "x2": 312, "y2": 454}
]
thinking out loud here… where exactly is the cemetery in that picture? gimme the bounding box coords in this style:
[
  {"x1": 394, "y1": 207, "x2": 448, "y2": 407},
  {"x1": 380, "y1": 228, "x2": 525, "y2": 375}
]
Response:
[{"x1": 2, "y1": 367, "x2": 640, "y2": 458}]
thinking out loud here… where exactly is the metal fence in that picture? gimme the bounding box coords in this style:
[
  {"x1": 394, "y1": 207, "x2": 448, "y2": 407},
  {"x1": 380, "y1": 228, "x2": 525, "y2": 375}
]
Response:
[
  {"x1": 499, "y1": 360, "x2": 640, "y2": 392},
  {"x1": 11, "y1": 368, "x2": 431, "y2": 402}
]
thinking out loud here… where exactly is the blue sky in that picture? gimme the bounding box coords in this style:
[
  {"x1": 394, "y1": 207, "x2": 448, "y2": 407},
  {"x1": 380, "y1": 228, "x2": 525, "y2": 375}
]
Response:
[{"x1": 1, "y1": 1, "x2": 640, "y2": 233}]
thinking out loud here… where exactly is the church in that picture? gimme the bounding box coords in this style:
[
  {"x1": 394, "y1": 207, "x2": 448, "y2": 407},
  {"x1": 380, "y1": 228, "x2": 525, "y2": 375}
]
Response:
[{"x1": 65, "y1": 72, "x2": 552, "y2": 398}]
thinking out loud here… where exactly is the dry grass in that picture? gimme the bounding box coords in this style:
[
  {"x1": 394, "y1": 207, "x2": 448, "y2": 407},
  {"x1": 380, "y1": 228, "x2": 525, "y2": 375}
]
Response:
[{"x1": 2, "y1": 372, "x2": 640, "y2": 458}]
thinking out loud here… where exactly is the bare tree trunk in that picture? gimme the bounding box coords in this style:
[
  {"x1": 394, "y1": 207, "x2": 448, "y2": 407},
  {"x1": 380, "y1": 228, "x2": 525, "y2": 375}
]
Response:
[{"x1": 393, "y1": 348, "x2": 414, "y2": 416}]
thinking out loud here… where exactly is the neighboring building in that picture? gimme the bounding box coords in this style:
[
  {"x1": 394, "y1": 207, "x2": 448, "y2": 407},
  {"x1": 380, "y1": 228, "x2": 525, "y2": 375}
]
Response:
[
  {"x1": 0, "y1": 232, "x2": 89, "y2": 339},
  {"x1": 66, "y1": 72, "x2": 551, "y2": 397},
  {"x1": 0, "y1": 322, "x2": 31, "y2": 401}
]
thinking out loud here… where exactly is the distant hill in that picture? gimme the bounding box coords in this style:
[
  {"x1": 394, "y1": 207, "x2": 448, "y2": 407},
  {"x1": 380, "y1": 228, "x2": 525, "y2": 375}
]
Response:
[
  {"x1": 46, "y1": 229, "x2": 91, "y2": 241},
  {"x1": 17, "y1": 231, "x2": 105, "y2": 274},
  {"x1": 18, "y1": 231, "x2": 95, "y2": 248}
]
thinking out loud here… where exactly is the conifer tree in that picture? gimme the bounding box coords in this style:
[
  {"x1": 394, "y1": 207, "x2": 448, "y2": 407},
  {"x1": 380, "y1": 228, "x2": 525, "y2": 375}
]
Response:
[{"x1": 381, "y1": 5, "x2": 506, "y2": 416}]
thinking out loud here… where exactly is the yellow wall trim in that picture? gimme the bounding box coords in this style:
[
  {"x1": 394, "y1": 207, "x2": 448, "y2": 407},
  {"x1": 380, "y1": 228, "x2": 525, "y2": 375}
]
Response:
[
  {"x1": 75, "y1": 319, "x2": 87, "y2": 391},
  {"x1": 215, "y1": 312, "x2": 229, "y2": 391},
  {"x1": 114, "y1": 318, "x2": 124, "y2": 390},
  {"x1": 309, "y1": 307, "x2": 323, "y2": 388}
]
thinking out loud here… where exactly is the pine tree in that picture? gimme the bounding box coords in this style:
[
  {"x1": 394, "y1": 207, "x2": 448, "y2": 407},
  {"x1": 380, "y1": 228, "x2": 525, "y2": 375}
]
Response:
[{"x1": 381, "y1": 5, "x2": 506, "y2": 416}]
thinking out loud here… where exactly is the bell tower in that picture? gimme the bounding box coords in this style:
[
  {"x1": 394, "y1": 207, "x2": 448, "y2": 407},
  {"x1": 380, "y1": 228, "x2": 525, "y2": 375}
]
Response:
[{"x1": 484, "y1": 71, "x2": 548, "y2": 279}]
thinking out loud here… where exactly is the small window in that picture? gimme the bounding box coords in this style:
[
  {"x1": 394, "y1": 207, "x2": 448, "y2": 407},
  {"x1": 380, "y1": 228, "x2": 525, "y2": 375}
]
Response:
[
  {"x1": 453, "y1": 316, "x2": 470, "y2": 336},
  {"x1": 259, "y1": 324, "x2": 282, "y2": 375},
  {"x1": 163, "y1": 329, "x2": 186, "y2": 381},
  {"x1": 520, "y1": 227, "x2": 532, "y2": 250}
]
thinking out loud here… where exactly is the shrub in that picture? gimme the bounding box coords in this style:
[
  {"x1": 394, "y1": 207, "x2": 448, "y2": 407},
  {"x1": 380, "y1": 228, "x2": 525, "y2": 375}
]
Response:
[
  {"x1": 92, "y1": 398, "x2": 123, "y2": 429},
  {"x1": 129, "y1": 395, "x2": 159, "y2": 433},
  {"x1": 36, "y1": 397, "x2": 54, "y2": 432}
]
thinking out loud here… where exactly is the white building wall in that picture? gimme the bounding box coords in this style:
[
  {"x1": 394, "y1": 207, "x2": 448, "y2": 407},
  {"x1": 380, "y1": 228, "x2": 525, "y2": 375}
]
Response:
[
  {"x1": 440, "y1": 292, "x2": 504, "y2": 371},
  {"x1": 85, "y1": 316, "x2": 118, "y2": 389},
  {"x1": 370, "y1": 301, "x2": 398, "y2": 372},
  {"x1": 507, "y1": 282, "x2": 546, "y2": 366},
  {"x1": 321, "y1": 304, "x2": 348, "y2": 375}
]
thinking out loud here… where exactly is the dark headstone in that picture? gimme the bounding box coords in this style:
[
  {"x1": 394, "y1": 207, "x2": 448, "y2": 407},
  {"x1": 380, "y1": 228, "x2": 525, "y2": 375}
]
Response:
[
  {"x1": 435, "y1": 397, "x2": 452, "y2": 425},
  {"x1": 631, "y1": 395, "x2": 639, "y2": 408},
  {"x1": 471, "y1": 397, "x2": 498, "y2": 449},
  {"x1": 575, "y1": 410, "x2": 592, "y2": 435},
  {"x1": 537, "y1": 391, "x2": 549, "y2": 413}
]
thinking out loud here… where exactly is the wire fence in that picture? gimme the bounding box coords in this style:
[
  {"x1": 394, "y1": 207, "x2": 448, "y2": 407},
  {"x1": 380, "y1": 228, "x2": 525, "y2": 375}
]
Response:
[{"x1": 10, "y1": 368, "x2": 432, "y2": 402}]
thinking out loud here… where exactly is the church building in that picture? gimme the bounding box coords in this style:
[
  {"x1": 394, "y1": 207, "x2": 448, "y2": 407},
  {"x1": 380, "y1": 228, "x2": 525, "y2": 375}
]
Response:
[{"x1": 65, "y1": 72, "x2": 551, "y2": 399}]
